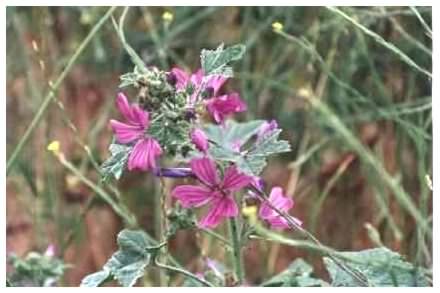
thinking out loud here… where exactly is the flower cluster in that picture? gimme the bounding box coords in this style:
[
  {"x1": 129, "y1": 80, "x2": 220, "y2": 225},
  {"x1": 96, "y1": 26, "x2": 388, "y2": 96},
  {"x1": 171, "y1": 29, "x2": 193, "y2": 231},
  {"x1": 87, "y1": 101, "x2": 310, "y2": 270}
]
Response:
[
  {"x1": 110, "y1": 93, "x2": 162, "y2": 171},
  {"x1": 106, "y1": 60, "x2": 300, "y2": 229},
  {"x1": 170, "y1": 67, "x2": 247, "y2": 124}
]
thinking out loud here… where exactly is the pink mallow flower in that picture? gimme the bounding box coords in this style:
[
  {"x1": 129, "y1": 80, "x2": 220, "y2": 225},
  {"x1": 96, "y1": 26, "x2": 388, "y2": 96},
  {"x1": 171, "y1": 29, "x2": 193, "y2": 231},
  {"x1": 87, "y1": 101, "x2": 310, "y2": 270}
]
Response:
[
  {"x1": 110, "y1": 92, "x2": 162, "y2": 171},
  {"x1": 205, "y1": 93, "x2": 247, "y2": 124},
  {"x1": 171, "y1": 67, "x2": 227, "y2": 104},
  {"x1": 171, "y1": 67, "x2": 247, "y2": 123},
  {"x1": 191, "y1": 128, "x2": 209, "y2": 153},
  {"x1": 259, "y1": 187, "x2": 302, "y2": 230},
  {"x1": 172, "y1": 157, "x2": 252, "y2": 228}
]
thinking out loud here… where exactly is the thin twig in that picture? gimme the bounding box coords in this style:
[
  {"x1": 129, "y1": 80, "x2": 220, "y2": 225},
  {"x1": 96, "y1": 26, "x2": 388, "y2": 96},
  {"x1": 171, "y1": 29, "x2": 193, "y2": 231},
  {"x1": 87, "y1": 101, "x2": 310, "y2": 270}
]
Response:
[{"x1": 250, "y1": 186, "x2": 370, "y2": 286}]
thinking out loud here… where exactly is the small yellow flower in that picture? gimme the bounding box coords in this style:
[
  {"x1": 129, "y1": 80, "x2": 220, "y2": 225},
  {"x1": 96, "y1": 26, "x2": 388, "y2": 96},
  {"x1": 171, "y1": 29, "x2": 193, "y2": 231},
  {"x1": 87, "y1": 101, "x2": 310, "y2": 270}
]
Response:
[
  {"x1": 272, "y1": 21, "x2": 284, "y2": 32},
  {"x1": 66, "y1": 174, "x2": 80, "y2": 189},
  {"x1": 47, "y1": 140, "x2": 60, "y2": 155},
  {"x1": 242, "y1": 205, "x2": 258, "y2": 224},
  {"x1": 162, "y1": 11, "x2": 174, "y2": 23},
  {"x1": 298, "y1": 87, "x2": 313, "y2": 98}
]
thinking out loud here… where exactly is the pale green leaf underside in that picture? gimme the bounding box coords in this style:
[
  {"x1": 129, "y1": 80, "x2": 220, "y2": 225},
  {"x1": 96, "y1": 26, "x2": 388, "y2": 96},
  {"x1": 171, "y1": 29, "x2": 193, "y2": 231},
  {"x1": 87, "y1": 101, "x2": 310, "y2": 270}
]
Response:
[
  {"x1": 204, "y1": 120, "x2": 291, "y2": 176},
  {"x1": 201, "y1": 43, "x2": 246, "y2": 77},
  {"x1": 80, "y1": 229, "x2": 154, "y2": 287},
  {"x1": 324, "y1": 248, "x2": 430, "y2": 287}
]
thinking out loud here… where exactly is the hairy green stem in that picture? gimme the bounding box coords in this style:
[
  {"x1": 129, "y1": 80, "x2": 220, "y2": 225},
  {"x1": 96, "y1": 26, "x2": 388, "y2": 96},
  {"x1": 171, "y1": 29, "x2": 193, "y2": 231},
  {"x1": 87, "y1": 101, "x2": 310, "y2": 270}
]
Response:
[
  {"x1": 6, "y1": 6, "x2": 117, "y2": 175},
  {"x1": 153, "y1": 182, "x2": 166, "y2": 286},
  {"x1": 228, "y1": 218, "x2": 245, "y2": 285},
  {"x1": 155, "y1": 260, "x2": 214, "y2": 287},
  {"x1": 200, "y1": 227, "x2": 232, "y2": 248}
]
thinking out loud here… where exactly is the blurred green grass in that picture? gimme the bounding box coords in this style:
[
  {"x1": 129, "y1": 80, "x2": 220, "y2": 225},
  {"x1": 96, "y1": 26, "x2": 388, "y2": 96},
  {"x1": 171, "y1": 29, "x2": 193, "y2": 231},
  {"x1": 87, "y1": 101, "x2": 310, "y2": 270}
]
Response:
[{"x1": 6, "y1": 6, "x2": 432, "y2": 285}]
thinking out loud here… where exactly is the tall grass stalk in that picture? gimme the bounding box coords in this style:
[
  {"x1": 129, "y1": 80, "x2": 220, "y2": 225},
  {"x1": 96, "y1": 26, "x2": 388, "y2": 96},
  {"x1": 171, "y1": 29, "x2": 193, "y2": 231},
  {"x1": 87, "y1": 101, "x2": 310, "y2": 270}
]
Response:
[
  {"x1": 6, "y1": 6, "x2": 117, "y2": 175},
  {"x1": 326, "y1": 6, "x2": 432, "y2": 79}
]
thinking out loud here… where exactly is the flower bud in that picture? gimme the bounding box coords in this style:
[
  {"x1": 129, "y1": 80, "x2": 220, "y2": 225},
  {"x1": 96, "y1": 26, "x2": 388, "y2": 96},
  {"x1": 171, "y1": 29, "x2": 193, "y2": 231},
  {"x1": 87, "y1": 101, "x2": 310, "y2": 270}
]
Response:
[
  {"x1": 166, "y1": 72, "x2": 177, "y2": 86},
  {"x1": 191, "y1": 128, "x2": 209, "y2": 152},
  {"x1": 256, "y1": 120, "x2": 278, "y2": 141}
]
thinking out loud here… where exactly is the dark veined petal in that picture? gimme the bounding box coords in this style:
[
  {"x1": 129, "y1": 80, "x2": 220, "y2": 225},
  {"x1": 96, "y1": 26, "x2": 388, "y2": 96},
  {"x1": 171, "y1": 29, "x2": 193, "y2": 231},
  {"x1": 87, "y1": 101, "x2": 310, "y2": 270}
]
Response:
[
  {"x1": 110, "y1": 119, "x2": 143, "y2": 144},
  {"x1": 198, "y1": 196, "x2": 238, "y2": 228},
  {"x1": 130, "y1": 105, "x2": 149, "y2": 129},
  {"x1": 190, "y1": 157, "x2": 219, "y2": 187},
  {"x1": 116, "y1": 92, "x2": 137, "y2": 123},
  {"x1": 171, "y1": 185, "x2": 214, "y2": 208},
  {"x1": 222, "y1": 165, "x2": 253, "y2": 191},
  {"x1": 127, "y1": 138, "x2": 162, "y2": 171}
]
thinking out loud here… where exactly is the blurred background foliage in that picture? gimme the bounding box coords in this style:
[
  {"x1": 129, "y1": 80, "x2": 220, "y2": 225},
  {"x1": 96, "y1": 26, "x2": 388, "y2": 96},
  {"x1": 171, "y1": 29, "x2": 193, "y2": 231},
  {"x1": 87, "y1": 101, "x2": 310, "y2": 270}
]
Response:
[{"x1": 6, "y1": 6, "x2": 432, "y2": 286}]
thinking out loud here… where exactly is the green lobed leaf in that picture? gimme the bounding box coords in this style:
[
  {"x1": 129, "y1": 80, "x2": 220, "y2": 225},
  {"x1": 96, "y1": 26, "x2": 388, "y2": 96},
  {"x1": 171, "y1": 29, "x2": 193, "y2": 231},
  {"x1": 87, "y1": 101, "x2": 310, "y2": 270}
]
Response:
[
  {"x1": 100, "y1": 141, "x2": 132, "y2": 181},
  {"x1": 205, "y1": 119, "x2": 263, "y2": 148},
  {"x1": 117, "y1": 229, "x2": 152, "y2": 254},
  {"x1": 262, "y1": 258, "x2": 328, "y2": 287},
  {"x1": 238, "y1": 128, "x2": 291, "y2": 175},
  {"x1": 80, "y1": 229, "x2": 156, "y2": 287},
  {"x1": 105, "y1": 250, "x2": 150, "y2": 287},
  {"x1": 323, "y1": 248, "x2": 430, "y2": 287},
  {"x1": 200, "y1": 43, "x2": 246, "y2": 77},
  {"x1": 203, "y1": 120, "x2": 291, "y2": 176}
]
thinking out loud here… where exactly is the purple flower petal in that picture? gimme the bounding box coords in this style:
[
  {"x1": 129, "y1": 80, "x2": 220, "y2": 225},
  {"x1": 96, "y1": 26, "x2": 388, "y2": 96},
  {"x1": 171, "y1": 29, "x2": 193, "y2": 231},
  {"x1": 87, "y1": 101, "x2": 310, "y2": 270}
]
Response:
[
  {"x1": 130, "y1": 104, "x2": 149, "y2": 129},
  {"x1": 222, "y1": 166, "x2": 252, "y2": 191},
  {"x1": 205, "y1": 92, "x2": 247, "y2": 124},
  {"x1": 153, "y1": 167, "x2": 193, "y2": 178},
  {"x1": 199, "y1": 196, "x2": 238, "y2": 228},
  {"x1": 128, "y1": 138, "x2": 162, "y2": 171},
  {"x1": 259, "y1": 187, "x2": 291, "y2": 219},
  {"x1": 116, "y1": 92, "x2": 137, "y2": 124},
  {"x1": 110, "y1": 120, "x2": 144, "y2": 144},
  {"x1": 259, "y1": 187, "x2": 300, "y2": 230},
  {"x1": 190, "y1": 157, "x2": 219, "y2": 187},
  {"x1": 190, "y1": 69, "x2": 204, "y2": 87},
  {"x1": 172, "y1": 185, "x2": 214, "y2": 208}
]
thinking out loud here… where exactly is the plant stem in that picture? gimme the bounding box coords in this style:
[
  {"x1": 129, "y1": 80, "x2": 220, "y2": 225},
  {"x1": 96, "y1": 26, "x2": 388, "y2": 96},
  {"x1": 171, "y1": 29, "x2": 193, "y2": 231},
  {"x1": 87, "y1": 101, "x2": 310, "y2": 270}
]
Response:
[
  {"x1": 153, "y1": 181, "x2": 166, "y2": 286},
  {"x1": 155, "y1": 260, "x2": 214, "y2": 287},
  {"x1": 228, "y1": 218, "x2": 245, "y2": 285},
  {"x1": 54, "y1": 152, "x2": 137, "y2": 227},
  {"x1": 326, "y1": 6, "x2": 431, "y2": 79},
  {"x1": 199, "y1": 227, "x2": 232, "y2": 248},
  {"x1": 6, "y1": 6, "x2": 117, "y2": 175},
  {"x1": 252, "y1": 225, "x2": 432, "y2": 277},
  {"x1": 250, "y1": 186, "x2": 369, "y2": 286}
]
